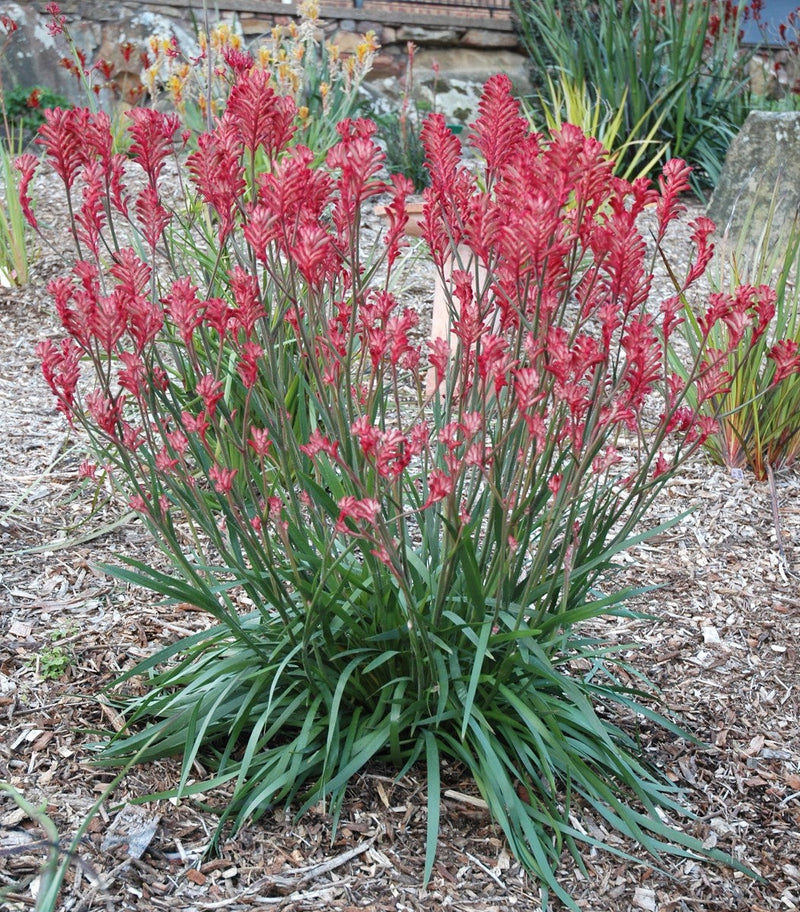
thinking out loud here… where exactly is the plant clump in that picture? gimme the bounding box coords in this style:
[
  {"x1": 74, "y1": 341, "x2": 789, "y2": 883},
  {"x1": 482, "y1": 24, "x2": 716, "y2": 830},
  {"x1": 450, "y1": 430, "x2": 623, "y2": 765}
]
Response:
[{"x1": 22, "y1": 20, "x2": 800, "y2": 902}]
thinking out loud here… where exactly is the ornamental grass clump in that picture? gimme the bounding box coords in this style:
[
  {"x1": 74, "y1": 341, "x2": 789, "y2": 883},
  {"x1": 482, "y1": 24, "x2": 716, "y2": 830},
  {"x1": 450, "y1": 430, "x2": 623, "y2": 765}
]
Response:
[
  {"x1": 513, "y1": 0, "x2": 758, "y2": 191},
  {"x1": 25, "y1": 72, "x2": 764, "y2": 905}
]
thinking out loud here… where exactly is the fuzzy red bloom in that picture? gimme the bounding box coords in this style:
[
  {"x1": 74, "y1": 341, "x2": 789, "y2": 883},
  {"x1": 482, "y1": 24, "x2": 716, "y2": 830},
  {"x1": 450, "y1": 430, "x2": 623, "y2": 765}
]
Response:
[
  {"x1": 135, "y1": 185, "x2": 172, "y2": 252},
  {"x1": 226, "y1": 68, "x2": 296, "y2": 155},
  {"x1": 204, "y1": 298, "x2": 233, "y2": 338},
  {"x1": 89, "y1": 290, "x2": 127, "y2": 352},
  {"x1": 85, "y1": 389, "x2": 124, "y2": 436},
  {"x1": 427, "y1": 337, "x2": 450, "y2": 386},
  {"x1": 78, "y1": 460, "x2": 97, "y2": 480},
  {"x1": 513, "y1": 366, "x2": 545, "y2": 412},
  {"x1": 229, "y1": 266, "x2": 263, "y2": 336},
  {"x1": 75, "y1": 161, "x2": 106, "y2": 256},
  {"x1": 656, "y1": 158, "x2": 692, "y2": 241},
  {"x1": 469, "y1": 74, "x2": 529, "y2": 184},
  {"x1": 768, "y1": 339, "x2": 800, "y2": 384},
  {"x1": 683, "y1": 217, "x2": 716, "y2": 287},
  {"x1": 248, "y1": 427, "x2": 272, "y2": 457},
  {"x1": 335, "y1": 496, "x2": 381, "y2": 533},
  {"x1": 163, "y1": 277, "x2": 203, "y2": 345},
  {"x1": 187, "y1": 122, "x2": 246, "y2": 241},
  {"x1": 181, "y1": 409, "x2": 210, "y2": 440},
  {"x1": 37, "y1": 338, "x2": 81, "y2": 420},
  {"x1": 126, "y1": 108, "x2": 180, "y2": 188},
  {"x1": 238, "y1": 340, "x2": 264, "y2": 388},
  {"x1": 620, "y1": 317, "x2": 661, "y2": 409},
  {"x1": 83, "y1": 110, "x2": 114, "y2": 165},
  {"x1": 328, "y1": 121, "x2": 387, "y2": 246},
  {"x1": 117, "y1": 351, "x2": 147, "y2": 398},
  {"x1": 300, "y1": 429, "x2": 339, "y2": 460},
  {"x1": 423, "y1": 469, "x2": 454, "y2": 508},
  {"x1": 126, "y1": 295, "x2": 163, "y2": 353},
  {"x1": 381, "y1": 173, "x2": 414, "y2": 267},
  {"x1": 290, "y1": 222, "x2": 338, "y2": 289},
  {"x1": 375, "y1": 429, "x2": 411, "y2": 479},
  {"x1": 36, "y1": 107, "x2": 89, "y2": 189},
  {"x1": 110, "y1": 247, "x2": 151, "y2": 300},
  {"x1": 45, "y1": 3, "x2": 65, "y2": 35},
  {"x1": 196, "y1": 374, "x2": 223, "y2": 416},
  {"x1": 749, "y1": 285, "x2": 777, "y2": 343},
  {"x1": 14, "y1": 153, "x2": 39, "y2": 229},
  {"x1": 351, "y1": 415, "x2": 382, "y2": 456},
  {"x1": 210, "y1": 464, "x2": 237, "y2": 495},
  {"x1": 420, "y1": 116, "x2": 475, "y2": 266},
  {"x1": 695, "y1": 350, "x2": 733, "y2": 404},
  {"x1": 161, "y1": 429, "x2": 186, "y2": 457},
  {"x1": 243, "y1": 203, "x2": 281, "y2": 261},
  {"x1": 260, "y1": 146, "x2": 332, "y2": 229},
  {"x1": 155, "y1": 445, "x2": 179, "y2": 473}
]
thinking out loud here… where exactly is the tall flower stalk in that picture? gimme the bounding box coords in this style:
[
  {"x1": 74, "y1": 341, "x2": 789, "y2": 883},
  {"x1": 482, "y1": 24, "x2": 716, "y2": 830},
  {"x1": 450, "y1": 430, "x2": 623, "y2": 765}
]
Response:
[{"x1": 25, "y1": 71, "x2": 768, "y2": 907}]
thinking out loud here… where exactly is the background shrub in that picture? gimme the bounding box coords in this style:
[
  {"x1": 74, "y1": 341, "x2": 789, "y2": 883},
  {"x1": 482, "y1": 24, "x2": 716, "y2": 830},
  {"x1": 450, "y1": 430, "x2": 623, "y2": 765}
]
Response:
[{"x1": 512, "y1": 0, "x2": 759, "y2": 193}]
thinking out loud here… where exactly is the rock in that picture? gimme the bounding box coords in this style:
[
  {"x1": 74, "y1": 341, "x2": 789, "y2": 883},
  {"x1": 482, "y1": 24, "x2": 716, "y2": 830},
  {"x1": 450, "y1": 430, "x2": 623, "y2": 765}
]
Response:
[
  {"x1": 413, "y1": 48, "x2": 532, "y2": 94},
  {"x1": 707, "y1": 111, "x2": 800, "y2": 255},
  {"x1": 329, "y1": 30, "x2": 371, "y2": 54},
  {"x1": 397, "y1": 26, "x2": 465, "y2": 45},
  {"x1": 462, "y1": 28, "x2": 520, "y2": 49},
  {"x1": 632, "y1": 886, "x2": 657, "y2": 912}
]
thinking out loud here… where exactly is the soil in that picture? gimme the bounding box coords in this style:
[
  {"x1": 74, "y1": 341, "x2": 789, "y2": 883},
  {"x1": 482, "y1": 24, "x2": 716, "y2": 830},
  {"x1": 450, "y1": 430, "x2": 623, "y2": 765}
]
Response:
[{"x1": 1, "y1": 173, "x2": 799, "y2": 912}]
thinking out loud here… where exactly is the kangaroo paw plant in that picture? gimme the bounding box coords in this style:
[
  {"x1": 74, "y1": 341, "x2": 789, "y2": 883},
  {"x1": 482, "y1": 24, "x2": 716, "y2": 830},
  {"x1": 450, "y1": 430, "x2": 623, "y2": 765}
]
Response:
[{"x1": 23, "y1": 71, "x2": 768, "y2": 906}]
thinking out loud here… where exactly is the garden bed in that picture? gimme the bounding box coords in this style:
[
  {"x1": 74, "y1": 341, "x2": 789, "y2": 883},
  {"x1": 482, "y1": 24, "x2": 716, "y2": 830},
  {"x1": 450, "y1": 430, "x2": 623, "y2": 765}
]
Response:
[{"x1": 1, "y1": 187, "x2": 799, "y2": 911}]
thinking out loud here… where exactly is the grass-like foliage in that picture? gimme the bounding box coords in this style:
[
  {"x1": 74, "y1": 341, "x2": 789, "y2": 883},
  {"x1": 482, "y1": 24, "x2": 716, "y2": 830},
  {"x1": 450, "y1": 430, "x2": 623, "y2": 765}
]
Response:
[
  {"x1": 26, "y1": 60, "x2": 772, "y2": 905},
  {"x1": 670, "y1": 198, "x2": 800, "y2": 479},
  {"x1": 0, "y1": 13, "x2": 33, "y2": 286},
  {"x1": 512, "y1": 0, "x2": 758, "y2": 191},
  {"x1": 528, "y1": 71, "x2": 667, "y2": 182}
]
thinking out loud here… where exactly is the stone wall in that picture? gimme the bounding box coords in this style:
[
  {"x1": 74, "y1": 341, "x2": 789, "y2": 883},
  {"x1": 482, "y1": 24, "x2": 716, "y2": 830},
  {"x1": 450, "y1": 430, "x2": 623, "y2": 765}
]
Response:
[{"x1": 0, "y1": 1, "x2": 529, "y2": 120}]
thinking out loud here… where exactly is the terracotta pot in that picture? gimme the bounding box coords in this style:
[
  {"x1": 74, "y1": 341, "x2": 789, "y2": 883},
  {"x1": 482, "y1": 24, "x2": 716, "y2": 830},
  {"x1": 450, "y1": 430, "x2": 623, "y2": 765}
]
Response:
[{"x1": 374, "y1": 199, "x2": 425, "y2": 238}]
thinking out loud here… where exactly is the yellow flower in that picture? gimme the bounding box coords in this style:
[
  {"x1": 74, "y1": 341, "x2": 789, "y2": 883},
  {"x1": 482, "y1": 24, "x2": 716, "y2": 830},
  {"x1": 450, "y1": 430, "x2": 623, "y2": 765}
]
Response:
[
  {"x1": 211, "y1": 23, "x2": 231, "y2": 50},
  {"x1": 277, "y1": 61, "x2": 293, "y2": 85},
  {"x1": 299, "y1": 0, "x2": 319, "y2": 23},
  {"x1": 357, "y1": 31, "x2": 379, "y2": 64},
  {"x1": 166, "y1": 74, "x2": 184, "y2": 105}
]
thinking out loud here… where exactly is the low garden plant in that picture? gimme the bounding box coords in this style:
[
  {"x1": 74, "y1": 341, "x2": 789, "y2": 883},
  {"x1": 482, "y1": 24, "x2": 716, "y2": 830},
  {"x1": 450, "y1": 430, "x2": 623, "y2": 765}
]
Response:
[
  {"x1": 670, "y1": 202, "x2": 800, "y2": 479},
  {"x1": 1, "y1": 86, "x2": 72, "y2": 146},
  {"x1": 23, "y1": 52, "x2": 799, "y2": 904},
  {"x1": 0, "y1": 13, "x2": 32, "y2": 285}
]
